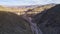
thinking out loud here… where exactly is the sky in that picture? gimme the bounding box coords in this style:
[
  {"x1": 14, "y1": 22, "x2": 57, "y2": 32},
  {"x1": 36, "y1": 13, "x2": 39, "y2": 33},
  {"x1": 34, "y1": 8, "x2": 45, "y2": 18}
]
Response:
[{"x1": 0, "y1": 0, "x2": 60, "y2": 6}]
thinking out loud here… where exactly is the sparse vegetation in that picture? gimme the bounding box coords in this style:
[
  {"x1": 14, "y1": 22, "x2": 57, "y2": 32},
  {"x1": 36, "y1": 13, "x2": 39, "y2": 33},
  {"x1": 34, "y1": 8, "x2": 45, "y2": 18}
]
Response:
[{"x1": 0, "y1": 4, "x2": 55, "y2": 15}]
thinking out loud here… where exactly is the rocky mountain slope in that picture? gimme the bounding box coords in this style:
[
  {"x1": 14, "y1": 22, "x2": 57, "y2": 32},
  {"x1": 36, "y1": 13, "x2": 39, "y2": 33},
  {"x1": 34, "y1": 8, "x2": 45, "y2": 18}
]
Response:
[
  {"x1": 33, "y1": 4, "x2": 60, "y2": 34},
  {"x1": 0, "y1": 4, "x2": 60, "y2": 34}
]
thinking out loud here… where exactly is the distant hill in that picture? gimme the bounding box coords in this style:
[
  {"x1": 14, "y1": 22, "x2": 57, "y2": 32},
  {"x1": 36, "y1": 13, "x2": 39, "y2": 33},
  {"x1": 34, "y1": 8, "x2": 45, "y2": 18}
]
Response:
[
  {"x1": 0, "y1": 3, "x2": 56, "y2": 15},
  {"x1": 26, "y1": 4, "x2": 56, "y2": 17}
]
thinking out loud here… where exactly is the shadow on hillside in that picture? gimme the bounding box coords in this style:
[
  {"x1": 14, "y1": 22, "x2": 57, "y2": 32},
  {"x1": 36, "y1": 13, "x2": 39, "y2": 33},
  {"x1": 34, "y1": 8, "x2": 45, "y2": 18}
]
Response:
[
  {"x1": 33, "y1": 4, "x2": 60, "y2": 34},
  {"x1": 0, "y1": 11, "x2": 32, "y2": 34}
]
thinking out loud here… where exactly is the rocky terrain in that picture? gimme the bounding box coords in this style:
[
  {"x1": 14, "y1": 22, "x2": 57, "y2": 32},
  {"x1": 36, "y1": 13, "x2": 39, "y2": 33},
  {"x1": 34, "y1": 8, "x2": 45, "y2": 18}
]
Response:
[
  {"x1": 0, "y1": 4, "x2": 60, "y2": 34},
  {"x1": 0, "y1": 11, "x2": 33, "y2": 34},
  {"x1": 33, "y1": 4, "x2": 60, "y2": 34}
]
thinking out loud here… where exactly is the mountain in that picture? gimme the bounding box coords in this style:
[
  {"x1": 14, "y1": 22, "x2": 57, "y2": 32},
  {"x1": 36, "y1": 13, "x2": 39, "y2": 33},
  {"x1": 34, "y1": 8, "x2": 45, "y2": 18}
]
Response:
[
  {"x1": 26, "y1": 4, "x2": 56, "y2": 17},
  {"x1": 0, "y1": 3, "x2": 56, "y2": 15},
  {"x1": 33, "y1": 4, "x2": 60, "y2": 34}
]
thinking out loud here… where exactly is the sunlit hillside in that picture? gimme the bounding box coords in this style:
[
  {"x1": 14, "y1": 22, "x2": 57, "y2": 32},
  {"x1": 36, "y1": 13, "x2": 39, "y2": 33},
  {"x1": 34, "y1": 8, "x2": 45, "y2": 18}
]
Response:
[
  {"x1": 27, "y1": 4, "x2": 55, "y2": 14},
  {"x1": 0, "y1": 5, "x2": 28, "y2": 15},
  {"x1": 0, "y1": 4, "x2": 56, "y2": 15}
]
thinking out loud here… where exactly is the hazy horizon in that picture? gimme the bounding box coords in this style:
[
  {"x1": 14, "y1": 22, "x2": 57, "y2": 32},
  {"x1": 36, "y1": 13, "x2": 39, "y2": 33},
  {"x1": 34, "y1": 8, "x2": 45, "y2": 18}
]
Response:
[{"x1": 0, "y1": 0, "x2": 60, "y2": 6}]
